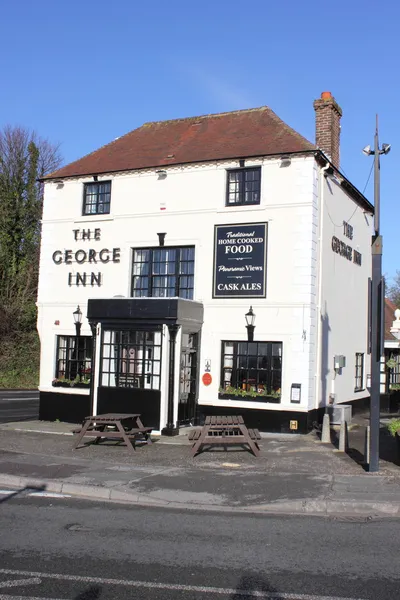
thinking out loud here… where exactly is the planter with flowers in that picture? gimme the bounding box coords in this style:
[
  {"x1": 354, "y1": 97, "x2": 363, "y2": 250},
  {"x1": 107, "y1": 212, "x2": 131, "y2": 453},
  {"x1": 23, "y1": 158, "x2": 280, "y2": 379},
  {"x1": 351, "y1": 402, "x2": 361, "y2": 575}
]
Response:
[
  {"x1": 218, "y1": 386, "x2": 281, "y2": 404},
  {"x1": 52, "y1": 376, "x2": 91, "y2": 389}
]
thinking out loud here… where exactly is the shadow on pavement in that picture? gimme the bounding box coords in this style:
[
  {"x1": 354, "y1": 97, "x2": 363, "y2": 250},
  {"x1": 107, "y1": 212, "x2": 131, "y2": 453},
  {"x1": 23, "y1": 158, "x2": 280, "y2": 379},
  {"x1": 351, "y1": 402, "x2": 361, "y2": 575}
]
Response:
[
  {"x1": 74, "y1": 585, "x2": 102, "y2": 600},
  {"x1": 230, "y1": 573, "x2": 280, "y2": 599},
  {"x1": 0, "y1": 484, "x2": 46, "y2": 504}
]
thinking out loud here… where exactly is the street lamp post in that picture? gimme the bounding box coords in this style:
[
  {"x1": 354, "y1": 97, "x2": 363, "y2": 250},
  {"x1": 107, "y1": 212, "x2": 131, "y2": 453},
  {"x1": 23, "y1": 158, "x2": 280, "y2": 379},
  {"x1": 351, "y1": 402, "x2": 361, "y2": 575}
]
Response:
[
  {"x1": 245, "y1": 306, "x2": 256, "y2": 342},
  {"x1": 363, "y1": 116, "x2": 391, "y2": 473},
  {"x1": 73, "y1": 305, "x2": 83, "y2": 381}
]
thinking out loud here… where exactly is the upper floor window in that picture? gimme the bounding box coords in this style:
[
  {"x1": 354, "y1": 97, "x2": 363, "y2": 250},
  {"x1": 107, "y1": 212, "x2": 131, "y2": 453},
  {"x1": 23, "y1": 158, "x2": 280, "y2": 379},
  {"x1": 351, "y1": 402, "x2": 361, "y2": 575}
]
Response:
[
  {"x1": 355, "y1": 352, "x2": 364, "y2": 392},
  {"x1": 131, "y1": 246, "x2": 195, "y2": 299},
  {"x1": 83, "y1": 181, "x2": 111, "y2": 215},
  {"x1": 226, "y1": 167, "x2": 261, "y2": 206}
]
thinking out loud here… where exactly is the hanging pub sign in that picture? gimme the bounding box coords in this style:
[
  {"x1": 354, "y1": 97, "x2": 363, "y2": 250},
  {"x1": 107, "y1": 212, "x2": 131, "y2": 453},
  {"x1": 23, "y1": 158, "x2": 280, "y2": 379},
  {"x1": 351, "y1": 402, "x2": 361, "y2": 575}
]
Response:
[{"x1": 213, "y1": 222, "x2": 267, "y2": 298}]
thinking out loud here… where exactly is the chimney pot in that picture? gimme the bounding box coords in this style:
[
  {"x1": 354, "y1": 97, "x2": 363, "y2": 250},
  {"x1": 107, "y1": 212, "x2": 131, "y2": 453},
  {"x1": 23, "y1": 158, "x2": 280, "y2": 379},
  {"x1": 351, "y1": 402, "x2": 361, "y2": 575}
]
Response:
[{"x1": 321, "y1": 91, "x2": 332, "y2": 100}]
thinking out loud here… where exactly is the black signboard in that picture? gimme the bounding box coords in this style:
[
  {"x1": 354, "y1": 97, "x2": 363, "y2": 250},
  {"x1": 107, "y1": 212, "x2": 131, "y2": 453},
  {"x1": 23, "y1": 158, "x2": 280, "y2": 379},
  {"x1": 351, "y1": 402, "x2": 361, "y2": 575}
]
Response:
[{"x1": 213, "y1": 222, "x2": 267, "y2": 298}]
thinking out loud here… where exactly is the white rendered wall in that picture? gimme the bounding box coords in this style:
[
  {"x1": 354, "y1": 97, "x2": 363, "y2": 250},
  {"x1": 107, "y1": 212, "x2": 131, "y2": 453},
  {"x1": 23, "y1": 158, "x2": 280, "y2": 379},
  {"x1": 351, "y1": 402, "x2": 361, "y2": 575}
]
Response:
[
  {"x1": 37, "y1": 155, "x2": 322, "y2": 417},
  {"x1": 315, "y1": 175, "x2": 372, "y2": 408}
]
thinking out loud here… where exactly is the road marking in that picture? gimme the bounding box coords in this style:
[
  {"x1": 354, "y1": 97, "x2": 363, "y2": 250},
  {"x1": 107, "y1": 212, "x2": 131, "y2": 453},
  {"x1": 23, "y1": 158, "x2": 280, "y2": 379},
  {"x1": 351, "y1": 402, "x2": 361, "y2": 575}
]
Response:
[
  {"x1": 0, "y1": 490, "x2": 70, "y2": 499},
  {"x1": 0, "y1": 596, "x2": 62, "y2": 600},
  {"x1": 0, "y1": 578, "x2": 41, "y2": 588},
  {"x1": 3, "y1": 397, "x2": 39, "y2": 401},
  {"x1": 0, "y1": 568, "x2": 366, "y2": 599},
  {"x1": 32, "y1": 493, "x2": 70, "y2": 499}
]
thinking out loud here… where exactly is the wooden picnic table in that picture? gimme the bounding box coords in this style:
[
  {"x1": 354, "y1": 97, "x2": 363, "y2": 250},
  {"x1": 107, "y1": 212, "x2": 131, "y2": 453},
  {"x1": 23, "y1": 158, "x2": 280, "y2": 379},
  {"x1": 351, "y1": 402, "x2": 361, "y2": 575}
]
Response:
[
  {"x1": 72, "y1": 413, "x2": 152, "y2": 455},
  {"x1": 189, "y1": 415, "x2": 261, "y2": 457}
]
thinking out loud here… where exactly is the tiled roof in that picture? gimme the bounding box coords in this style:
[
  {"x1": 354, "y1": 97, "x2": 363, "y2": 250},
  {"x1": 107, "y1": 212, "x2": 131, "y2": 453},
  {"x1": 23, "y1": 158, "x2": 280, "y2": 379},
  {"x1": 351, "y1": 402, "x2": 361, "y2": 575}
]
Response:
[
  {"x1": 44, "y1": 106, "x2": 316, "y2": 180},
  {"x1": 385, "y1": 297, "x2": 399, "y2": 342}
]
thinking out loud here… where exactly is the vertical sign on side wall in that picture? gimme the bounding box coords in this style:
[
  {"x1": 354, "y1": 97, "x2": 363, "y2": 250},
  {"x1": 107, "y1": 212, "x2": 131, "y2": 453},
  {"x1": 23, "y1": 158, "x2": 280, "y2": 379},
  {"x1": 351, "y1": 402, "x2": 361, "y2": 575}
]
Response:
[{"x1": 213, "y1": 222, "x2": 268, "y2": 298}]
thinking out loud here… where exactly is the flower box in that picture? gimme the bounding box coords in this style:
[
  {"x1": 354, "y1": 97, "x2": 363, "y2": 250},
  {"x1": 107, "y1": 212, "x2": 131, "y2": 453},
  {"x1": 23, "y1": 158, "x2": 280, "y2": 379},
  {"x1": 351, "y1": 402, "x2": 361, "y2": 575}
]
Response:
[
  {"x1": 218, "y1": 387, "x2": 281, "y2": 403},
  {"x1": 52, "y1": 379, "x2": 90, "y2": 389}
]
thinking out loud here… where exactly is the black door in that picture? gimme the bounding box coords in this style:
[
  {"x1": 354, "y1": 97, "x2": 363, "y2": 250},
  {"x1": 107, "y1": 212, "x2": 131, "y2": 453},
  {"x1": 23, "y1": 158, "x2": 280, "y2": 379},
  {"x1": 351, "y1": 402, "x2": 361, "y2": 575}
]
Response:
[{"x1": 178, "y1": 333, "x2": 198, "y2": 425}]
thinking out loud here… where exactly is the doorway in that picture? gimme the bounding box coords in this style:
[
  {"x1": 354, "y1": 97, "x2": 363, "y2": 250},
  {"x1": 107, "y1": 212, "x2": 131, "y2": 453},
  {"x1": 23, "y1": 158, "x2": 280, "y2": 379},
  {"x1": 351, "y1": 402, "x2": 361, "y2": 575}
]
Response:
[{"x1": 178, "y1": 333, "x2": 198, "y2": 425}]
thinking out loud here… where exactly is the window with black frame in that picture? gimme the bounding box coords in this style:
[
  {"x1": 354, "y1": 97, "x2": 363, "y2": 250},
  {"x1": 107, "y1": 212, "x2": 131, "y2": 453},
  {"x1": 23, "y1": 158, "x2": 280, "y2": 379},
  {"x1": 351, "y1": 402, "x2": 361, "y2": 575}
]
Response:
[
  {"x1": 100, "y1": 329, "x2": 162, "y2": 389},
  {"x1": 131, "y1": 246, "x2": 195, "y2": 299},
  {"x1": 83, "y1": 181, "x2": 111, "y2": 215},
  {"x1": 219, "y1": 341, "x2": 282, "y2": 401},
  {"x1": 55, "y1": 336, "x2": 93, "y2": 382},
  {"x1": 355, "y1": 352, "x2": 364, "y2": 391},
  {"x1": 226, "y1": 167, "x2": 261, "y2": 206}
]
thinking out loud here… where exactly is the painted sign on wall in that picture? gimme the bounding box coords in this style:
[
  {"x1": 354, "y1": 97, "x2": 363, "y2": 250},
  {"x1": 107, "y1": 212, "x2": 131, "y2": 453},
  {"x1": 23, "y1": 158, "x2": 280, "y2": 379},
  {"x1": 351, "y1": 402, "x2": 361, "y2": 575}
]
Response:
[
  {"x1": 213, "y1": 222, "x2": 267, "y2": 298},
  {"x1": 51, "y1": 228, "x2": 121, "y2": 287}
]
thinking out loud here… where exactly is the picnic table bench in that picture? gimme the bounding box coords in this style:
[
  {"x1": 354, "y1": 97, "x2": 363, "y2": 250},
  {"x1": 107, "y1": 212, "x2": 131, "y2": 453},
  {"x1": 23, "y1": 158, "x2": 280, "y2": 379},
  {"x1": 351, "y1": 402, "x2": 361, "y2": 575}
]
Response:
[
  {"x1": 72, "y1": 413, "x2": 152, "y2": 455},
  {"x1": 188, "y1": 415, "x2": 261, "y2": 457}
]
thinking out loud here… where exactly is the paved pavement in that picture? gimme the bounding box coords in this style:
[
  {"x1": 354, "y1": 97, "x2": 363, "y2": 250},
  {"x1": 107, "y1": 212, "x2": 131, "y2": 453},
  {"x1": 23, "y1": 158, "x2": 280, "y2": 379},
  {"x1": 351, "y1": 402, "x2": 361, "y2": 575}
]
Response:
[
  {"x1": 1, "y1": 496, "x2": 400, "y2": 599},
  {"x1": 0, "y1": 414, "x2": 399, "y2": 517},
  {"x1": 0, "y1": 389, "x2": 39, "y2": 423}
]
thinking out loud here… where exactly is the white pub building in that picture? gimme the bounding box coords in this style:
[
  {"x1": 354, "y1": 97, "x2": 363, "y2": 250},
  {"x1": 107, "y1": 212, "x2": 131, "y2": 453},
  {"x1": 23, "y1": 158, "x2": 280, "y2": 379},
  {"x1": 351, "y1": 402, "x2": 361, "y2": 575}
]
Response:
[{"x1": 37, "y1": 92, "x2": 373, "y2": 434}]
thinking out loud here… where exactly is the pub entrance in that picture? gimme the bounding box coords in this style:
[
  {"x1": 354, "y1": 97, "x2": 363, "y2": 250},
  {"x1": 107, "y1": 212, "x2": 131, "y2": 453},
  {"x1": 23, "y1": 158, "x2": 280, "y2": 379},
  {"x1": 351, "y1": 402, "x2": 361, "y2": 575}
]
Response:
[
  {"x1": 178, "y1": 333, "x2": 199, "y2": 425},
  {"x1": 87, "y1": 297, "x2": 203, "y2": 433}
]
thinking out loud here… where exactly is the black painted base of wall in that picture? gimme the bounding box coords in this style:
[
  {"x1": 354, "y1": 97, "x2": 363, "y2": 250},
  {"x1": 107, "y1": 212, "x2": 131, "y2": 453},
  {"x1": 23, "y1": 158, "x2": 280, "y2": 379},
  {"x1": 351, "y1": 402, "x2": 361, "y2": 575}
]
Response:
[
  {"x1": 197, "y1": 404, "x2": 316, "y2": 433},
  {"x1": 346, "y1": 395, "x2": 370, "y2": 415},
  {"x1": 197, "y1": 397, "x2": 370, "y2": 434},
  {"x1": 39, "y1": 391, "x2": 91, "y2": 424}
]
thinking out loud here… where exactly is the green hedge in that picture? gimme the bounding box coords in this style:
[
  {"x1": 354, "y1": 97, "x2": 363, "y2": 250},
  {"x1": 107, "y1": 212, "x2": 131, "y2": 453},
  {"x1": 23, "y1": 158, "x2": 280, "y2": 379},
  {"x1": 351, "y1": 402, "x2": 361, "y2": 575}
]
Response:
[{"x1": 0, "y1": 331, "x2": 39, "y2": 389}]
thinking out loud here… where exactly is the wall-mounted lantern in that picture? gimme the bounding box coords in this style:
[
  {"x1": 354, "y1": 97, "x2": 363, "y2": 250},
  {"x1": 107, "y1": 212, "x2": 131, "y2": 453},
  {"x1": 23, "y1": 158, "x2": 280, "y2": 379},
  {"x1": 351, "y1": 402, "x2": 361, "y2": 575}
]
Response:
[
  {"x1": 73, "y1": 305, "x2": 82, "y2": 337},
  {"x1": 245, "y1": 306, "x2": 256, "y2": 342},
  {"x1": 73, "y1": 305, "x2": 83, "y2": 381}
]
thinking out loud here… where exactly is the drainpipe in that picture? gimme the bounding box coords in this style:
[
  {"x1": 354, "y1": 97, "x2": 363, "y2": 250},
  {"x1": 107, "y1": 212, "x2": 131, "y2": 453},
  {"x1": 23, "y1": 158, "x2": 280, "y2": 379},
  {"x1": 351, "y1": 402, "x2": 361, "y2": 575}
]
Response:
[
  {"x1": 162, "y1": 324, "x2": 180, "y2": 436},
  {"x1": 315, "y1": 162, "x2": 330, "y2": 412}
]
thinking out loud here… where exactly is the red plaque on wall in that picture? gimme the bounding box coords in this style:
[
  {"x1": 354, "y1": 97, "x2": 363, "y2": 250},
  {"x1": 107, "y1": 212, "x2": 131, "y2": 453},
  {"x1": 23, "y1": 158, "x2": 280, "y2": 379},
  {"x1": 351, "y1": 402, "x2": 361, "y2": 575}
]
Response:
[{"x1": 202, "y1": 373, "x2": 212, "y2": 386}]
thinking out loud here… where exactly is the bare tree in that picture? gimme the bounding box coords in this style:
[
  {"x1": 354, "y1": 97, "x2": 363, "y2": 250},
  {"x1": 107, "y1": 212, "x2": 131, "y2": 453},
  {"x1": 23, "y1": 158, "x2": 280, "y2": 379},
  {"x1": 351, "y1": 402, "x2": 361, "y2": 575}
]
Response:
[{"x1": 387, "y1": 271, "x2": 400, "y2": 309}]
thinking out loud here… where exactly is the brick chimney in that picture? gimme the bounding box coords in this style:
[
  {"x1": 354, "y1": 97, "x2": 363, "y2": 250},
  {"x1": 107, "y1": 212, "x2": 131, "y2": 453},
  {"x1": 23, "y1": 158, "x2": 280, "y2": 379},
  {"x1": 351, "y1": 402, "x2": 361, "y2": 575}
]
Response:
[{"x1": 313, "y1": 91, "x2": 342, "y2": 169}]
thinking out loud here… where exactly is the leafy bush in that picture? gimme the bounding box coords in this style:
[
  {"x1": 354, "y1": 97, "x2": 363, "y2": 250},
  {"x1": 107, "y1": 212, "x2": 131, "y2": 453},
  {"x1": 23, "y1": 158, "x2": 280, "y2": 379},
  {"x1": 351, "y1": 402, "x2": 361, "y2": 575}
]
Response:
[{"x1": 387, "y1": 418, "x2": 400, "y2": 437}]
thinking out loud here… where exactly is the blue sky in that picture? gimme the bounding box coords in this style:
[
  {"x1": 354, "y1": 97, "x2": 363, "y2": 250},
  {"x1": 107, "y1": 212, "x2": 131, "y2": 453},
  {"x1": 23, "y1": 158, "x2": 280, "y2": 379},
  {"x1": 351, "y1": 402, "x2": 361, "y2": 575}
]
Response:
[{"x1": 1, "y1": 0, "x2": 398, "y2": 280}]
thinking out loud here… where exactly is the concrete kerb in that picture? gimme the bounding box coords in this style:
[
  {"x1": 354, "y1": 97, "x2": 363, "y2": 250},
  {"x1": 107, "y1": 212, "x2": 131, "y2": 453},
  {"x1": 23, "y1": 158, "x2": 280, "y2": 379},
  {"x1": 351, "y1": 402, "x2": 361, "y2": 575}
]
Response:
[{"x1": 1, "y1": 473, "x2": 399, "y2": 517}]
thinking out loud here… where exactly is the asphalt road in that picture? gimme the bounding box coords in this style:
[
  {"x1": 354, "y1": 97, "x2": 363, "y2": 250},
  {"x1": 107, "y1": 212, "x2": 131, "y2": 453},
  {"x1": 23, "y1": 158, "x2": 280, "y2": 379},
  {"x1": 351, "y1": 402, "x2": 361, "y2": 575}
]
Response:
[
  {"x1": 0, "y1": 390, "x2": 39, "y2": 423},
  {"x1": 0, "y1": 492, "x2": 399, "y2": 600}
]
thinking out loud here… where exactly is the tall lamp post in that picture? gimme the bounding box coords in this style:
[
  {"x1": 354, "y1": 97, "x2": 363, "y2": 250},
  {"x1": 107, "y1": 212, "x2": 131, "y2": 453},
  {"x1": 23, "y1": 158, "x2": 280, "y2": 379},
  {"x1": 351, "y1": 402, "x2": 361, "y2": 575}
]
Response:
[
  {"x1": 73, "y1": 305, "x2": 83, "y2": 381},
  {"x1": 362, "y1": 116, "x2": 391, "y2": 473}
]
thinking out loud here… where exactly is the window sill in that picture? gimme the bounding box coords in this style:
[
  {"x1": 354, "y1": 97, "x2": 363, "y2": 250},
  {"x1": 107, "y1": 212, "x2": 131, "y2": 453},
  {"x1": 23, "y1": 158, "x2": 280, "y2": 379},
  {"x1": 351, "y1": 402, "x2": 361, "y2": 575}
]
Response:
[
  {"x1": 52, "y1": 382, "x2": 91, "y2": 389},
  {"x1": 354, "y1": 387, "x2": 365, "y2": 393},
  {"x1": 40, "y1": 386, "x2": 90, "y2": 395},
  {"x1": 218, "y1": 393, "x2": 281, "y2": 404}
]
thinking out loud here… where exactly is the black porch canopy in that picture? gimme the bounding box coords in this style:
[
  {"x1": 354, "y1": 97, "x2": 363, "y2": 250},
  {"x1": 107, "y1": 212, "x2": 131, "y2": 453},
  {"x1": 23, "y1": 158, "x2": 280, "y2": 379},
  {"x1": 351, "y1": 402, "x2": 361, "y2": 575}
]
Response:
[{"x1": 87, "y1": 297, "x2": 203, "y2": 331}]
